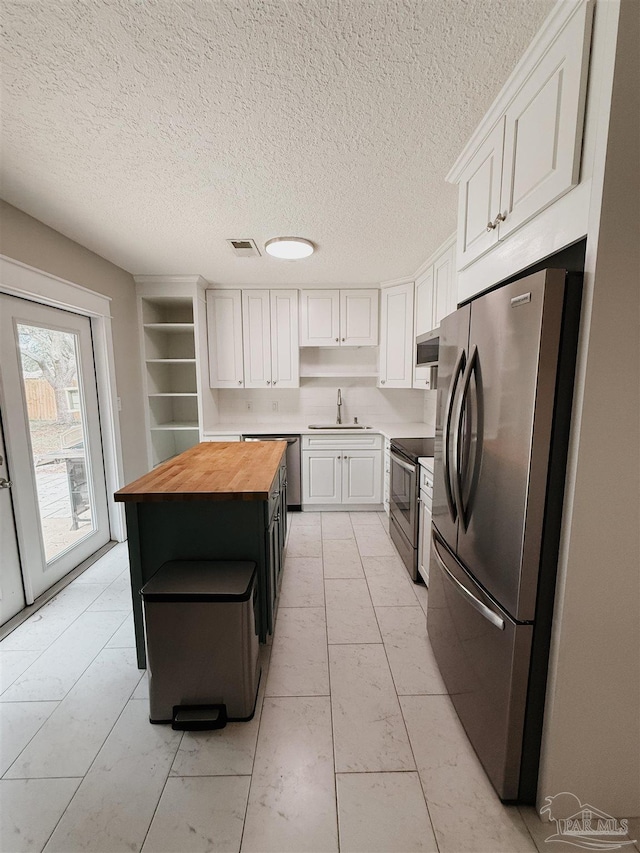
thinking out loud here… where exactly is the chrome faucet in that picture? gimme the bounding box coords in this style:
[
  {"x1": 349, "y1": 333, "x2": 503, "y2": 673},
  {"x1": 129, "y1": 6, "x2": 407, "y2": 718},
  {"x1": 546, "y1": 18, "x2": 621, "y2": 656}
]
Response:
[{"x1": 336, "y1": 388, "x2": 342, "y2": 424}]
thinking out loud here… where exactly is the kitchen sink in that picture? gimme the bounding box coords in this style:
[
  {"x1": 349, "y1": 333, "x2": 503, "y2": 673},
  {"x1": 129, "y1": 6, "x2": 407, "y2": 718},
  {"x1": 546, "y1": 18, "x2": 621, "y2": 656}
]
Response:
[{"x1": 308, "y1": 424, "x2": 372, "y2": 430}]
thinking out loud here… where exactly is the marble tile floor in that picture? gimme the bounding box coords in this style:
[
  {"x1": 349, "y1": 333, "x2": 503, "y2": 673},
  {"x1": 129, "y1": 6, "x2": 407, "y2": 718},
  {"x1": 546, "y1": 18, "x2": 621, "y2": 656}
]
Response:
[{"x1": 0, "y1": 515, "x2": 616, "y2": 853}]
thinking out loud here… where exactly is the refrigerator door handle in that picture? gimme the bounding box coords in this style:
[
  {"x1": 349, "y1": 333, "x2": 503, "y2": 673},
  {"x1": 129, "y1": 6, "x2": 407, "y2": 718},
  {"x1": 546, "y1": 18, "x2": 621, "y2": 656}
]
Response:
[
  {"x1": 432, "y1": 531, "x2": 505, "y2": 630},
  {"x1": 444, "y1": 349, "x2": 466, "y2": 523},
  {"x1": 454, "y1": 345, "x2": 483, "y2": 530}
]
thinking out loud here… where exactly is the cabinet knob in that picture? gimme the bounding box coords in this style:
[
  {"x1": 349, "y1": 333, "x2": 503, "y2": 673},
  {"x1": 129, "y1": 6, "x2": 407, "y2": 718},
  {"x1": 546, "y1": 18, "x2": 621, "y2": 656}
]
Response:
[
  {"x1": 487, "y1": 212, "x2": 507, "y2": 232},
  {"x1": 238, "y1": 380, "x2": 242, "y2": 385},
  {"x1": 273, "y1": 380, "x2": 277, "y2": 386},
  {"x1": 381, "y1": 379, "x2": 386, "y2": 384},
  {"x1": 335, "y1": 337, "x2": 339, "y2": 342},
  {"x1": 341, "y1": 337, "x2": 345, "y2": 342},
  {"x1": 266, "y1": 380, "x2": 271, "y2": 385}
]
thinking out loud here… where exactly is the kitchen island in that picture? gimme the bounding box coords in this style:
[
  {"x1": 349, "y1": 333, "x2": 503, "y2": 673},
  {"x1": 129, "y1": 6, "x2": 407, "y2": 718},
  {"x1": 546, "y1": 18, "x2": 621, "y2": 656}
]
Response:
[{"x1": 115, "y1": 441, "x2": 287, "y2": 668}]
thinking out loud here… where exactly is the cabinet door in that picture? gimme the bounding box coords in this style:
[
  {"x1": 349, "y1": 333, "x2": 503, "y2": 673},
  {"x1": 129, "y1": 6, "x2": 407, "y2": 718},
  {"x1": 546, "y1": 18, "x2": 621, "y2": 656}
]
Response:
[
  {"x1": 242, "y1": 290, "x2": 272, "y2": 388},
  {"x1": 207, "y1": 290, "x2": 244, "y2": 388},
  {"x1": 266, "y1": 511, "x2": 280, "y2": 635},
  {"x1": 270, "y1": 290, "x2": 299, "y2": 388},
  {"x1": 379, "y1": 282, "x2": 414, "y2": 388},
  {"x1": 302, "y1": 450, "x2": 341, "y2": 504},
  {"x1": 456, "y1": 119, "x2": 505, "y2": 269},
  {"x1": 299, "y1": 290, "x2": 340, "y2": 346},
  {"x1": 418, "y1": 493, "x2": 432, "y2": 586},
  {"x1": 341, "y1": 450, "x2": 382, "y2": 504},
  {"x1": 499, "y1": 2, "x2": 591, "y2": 240},
  {"x1": 432, "y1": 244, "x2": 457, "y2": 327},
  {"x1": 340, "y1": 290, "x2": 379, "y2": 346},
  {"x1": 413, "y1": 268, "x2": 434, "y2": 389},
  {"x1": 414, "y1": 268, "x2": 434, "y2": 337}
]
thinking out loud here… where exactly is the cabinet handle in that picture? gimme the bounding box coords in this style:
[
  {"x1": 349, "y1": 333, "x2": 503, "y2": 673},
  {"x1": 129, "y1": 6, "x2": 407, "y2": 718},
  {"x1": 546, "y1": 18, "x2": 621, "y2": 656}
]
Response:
[
  {"x1": 486, "y1": 212, "x2": 507, "y2": 232},
  {"x1": 273, "y1": 380, "x2": 277, "y2": 386},
  {"x1": 266, "y1": 380, "x2": 271, "y2": 385}
]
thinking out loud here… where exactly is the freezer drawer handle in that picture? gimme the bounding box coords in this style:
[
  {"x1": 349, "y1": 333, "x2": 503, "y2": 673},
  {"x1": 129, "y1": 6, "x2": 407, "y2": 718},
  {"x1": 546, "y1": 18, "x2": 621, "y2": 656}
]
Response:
[{"x1": 432, "y1": 533, "x2": 505, "y2": 631}]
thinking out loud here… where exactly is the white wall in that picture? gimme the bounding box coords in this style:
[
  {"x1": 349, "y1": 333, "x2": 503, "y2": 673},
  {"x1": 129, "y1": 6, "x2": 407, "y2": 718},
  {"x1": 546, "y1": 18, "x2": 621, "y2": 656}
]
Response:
[
  {"x1": 538, "y1": 0, "x2": 639, "y2": 819},
  {"x1": 213, "y1": 378, "x2": 427, "y2": 426},
  {"x1": 0, "y1": 200, "x2": 147, "y2": 483}
]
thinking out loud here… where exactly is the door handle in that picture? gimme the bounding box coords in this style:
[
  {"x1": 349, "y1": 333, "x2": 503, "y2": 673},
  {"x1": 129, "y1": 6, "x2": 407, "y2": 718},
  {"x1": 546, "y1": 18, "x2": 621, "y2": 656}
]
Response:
[
  {"x1": 432, "y1": 532, "x2": 504, "y2": 630},
  {"x1": 444, "y1": 349, "x2": 465, "y2": 523},
  {"x1": 453, "y1": 345, "x2": 481, "y2": 531}
]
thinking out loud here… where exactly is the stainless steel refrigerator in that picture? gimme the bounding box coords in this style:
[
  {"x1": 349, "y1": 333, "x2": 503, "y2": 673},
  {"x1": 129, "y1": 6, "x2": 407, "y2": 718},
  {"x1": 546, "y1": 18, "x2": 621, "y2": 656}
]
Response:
[{"x1": 427, "y1": 268, "x2": 581, "y2": 803}]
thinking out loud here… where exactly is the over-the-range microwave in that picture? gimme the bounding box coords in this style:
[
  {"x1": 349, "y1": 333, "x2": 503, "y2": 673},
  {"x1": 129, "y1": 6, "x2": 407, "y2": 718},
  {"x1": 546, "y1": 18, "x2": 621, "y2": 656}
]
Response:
[{"x1": 416, "y1": 329, "x2": 440, "y2": 366}]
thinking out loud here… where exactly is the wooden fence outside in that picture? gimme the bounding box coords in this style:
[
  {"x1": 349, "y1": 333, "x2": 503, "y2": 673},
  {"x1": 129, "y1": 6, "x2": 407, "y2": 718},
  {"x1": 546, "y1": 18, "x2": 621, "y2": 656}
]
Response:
[{"x1": 24, "y1": 379, "x2": 57, "y2": 421}]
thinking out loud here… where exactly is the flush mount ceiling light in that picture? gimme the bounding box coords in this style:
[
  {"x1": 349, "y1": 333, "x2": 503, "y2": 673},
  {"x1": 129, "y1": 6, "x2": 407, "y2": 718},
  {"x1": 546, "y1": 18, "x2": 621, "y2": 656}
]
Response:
[{"x1": 264, "y1": 237, "x2": 314, "y2": 259}]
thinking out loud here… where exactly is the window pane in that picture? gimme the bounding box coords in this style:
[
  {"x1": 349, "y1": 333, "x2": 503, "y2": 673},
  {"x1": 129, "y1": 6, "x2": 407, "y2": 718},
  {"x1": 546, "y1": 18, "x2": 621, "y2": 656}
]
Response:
[{"x1": 17, "y1": 323, "x2": 96, "y2": 562}]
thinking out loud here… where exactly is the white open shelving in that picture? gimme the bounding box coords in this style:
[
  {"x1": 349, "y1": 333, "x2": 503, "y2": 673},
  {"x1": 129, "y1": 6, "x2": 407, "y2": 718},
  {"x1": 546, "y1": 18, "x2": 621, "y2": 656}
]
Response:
[{"x1": 139, "y1": 295, "x2": 201, "y2": 467}]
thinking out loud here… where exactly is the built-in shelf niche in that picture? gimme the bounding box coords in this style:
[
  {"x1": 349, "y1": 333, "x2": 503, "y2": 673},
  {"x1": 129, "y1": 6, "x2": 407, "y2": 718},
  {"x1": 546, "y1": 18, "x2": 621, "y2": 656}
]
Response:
[
  {"x1": 299, "y1": 346, "x2": 378, "y2": 378},
  {"x1": 139, "y1": 294, "x2": 200, "y2": 468},
  {"x1": 150, "y1": 429, "x2": 199, "y2": 468}
]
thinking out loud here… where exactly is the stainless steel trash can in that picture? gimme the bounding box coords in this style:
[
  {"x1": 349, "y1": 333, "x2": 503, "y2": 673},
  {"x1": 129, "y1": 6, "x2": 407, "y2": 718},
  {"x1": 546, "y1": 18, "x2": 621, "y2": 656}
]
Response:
[{"x1": 141, "y1": 560, "x2": 260, "y2": 728}]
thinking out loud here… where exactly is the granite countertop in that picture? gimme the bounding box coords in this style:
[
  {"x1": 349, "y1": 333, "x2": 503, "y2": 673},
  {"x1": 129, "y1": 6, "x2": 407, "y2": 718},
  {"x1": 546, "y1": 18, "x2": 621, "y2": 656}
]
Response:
[
  {"x1": 202, "y1": 421, "x2": 434, "y2": 440},
  {"x1": 114, "y1": 441, "x2": 287, "y2": 503}
]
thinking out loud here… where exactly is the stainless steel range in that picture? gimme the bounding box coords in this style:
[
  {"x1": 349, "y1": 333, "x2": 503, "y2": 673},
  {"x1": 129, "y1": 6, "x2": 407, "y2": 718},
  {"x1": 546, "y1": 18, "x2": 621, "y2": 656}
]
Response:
[{"x1": 388, "y1": 436, "x2": 434, "y2": 581}]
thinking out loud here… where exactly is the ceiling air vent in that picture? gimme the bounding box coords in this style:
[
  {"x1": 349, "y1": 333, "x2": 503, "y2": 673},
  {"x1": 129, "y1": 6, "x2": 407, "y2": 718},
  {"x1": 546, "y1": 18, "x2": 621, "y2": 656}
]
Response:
[{"x1": 226, "y1": 238, "x2": 261, "y2": 258}]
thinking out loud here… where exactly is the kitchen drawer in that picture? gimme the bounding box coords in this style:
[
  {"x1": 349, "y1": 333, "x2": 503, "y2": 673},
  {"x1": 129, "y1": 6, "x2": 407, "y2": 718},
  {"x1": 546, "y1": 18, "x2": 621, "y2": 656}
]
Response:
[
  {"x1": 420, "y1": 462, "x2": 434, "y2": 493},
  {"x1": 302, "y1": 434, "x2": 383, "y2": 451}
]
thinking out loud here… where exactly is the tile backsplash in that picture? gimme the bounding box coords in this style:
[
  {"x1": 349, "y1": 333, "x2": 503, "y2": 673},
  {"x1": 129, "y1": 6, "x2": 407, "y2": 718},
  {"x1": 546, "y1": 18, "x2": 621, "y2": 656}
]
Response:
[{"x1": 212, "y1": 378, "x2": 433, "y2": 427}]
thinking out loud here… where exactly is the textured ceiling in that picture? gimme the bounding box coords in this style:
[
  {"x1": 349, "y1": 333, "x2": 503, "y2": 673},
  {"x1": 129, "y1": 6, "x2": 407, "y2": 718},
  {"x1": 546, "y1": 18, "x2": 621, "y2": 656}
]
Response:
[{"x1": 0, "y1": 0, "x2": 554, "y2": 285}]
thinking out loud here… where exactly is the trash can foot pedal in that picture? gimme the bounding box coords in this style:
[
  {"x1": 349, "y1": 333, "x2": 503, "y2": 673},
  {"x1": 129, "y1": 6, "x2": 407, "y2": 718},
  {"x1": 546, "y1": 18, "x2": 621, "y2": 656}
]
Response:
[{"x1": 172, "y1": 704, "x2": 227, "y2": 730}]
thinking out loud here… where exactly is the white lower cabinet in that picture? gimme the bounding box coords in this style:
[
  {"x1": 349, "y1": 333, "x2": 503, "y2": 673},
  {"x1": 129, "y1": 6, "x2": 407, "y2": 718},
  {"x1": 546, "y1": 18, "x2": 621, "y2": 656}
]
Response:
[
  {"x1": 417, "y1": 462, "x2": 434, "y2": 585},
  {"x1": 383, "y1": 437, "x2": 391, "y2": 512},
  {"x1": 302, "y1": 434, "x2": 383, "y2": 507}
]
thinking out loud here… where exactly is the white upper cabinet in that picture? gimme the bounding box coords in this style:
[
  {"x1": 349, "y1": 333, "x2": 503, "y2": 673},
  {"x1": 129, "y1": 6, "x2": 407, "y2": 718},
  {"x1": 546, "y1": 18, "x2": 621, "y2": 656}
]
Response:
[
  {"x1": 432, "y1": 243, "x2": 457, "y2": 327},
  {"x1": 340, "y1": 290, "x2": 379, "y2": 346},
  {"x1": 412, "y1": 236, "x2": 457, "y2": 389},
  {"x1": 300, "y1": 289, "x2": 378, "y2": 347},
  {"x1": 242, "y1": 289, "x2": 299, "y2": 388},
  {"x1": 414, "y1": 266, "x2": 434, "y2": 339},
  {"x1": 456, "y1": 120, "x2": 505, "y2": 268},
  {"x1": 269, "y1": 290, "x2": 299, "y2": 388},
  {"x1": 449, "y1": 0, "x2": 593, "y2": 270},
  {"x1": 379, "y1": 281, "x2": 414, "y2": 389},
  {"x1": 242, "y1": 290, "x2": 271, "y2": 387},
  {"x1": 300, "y1": 290, "x2": 340, "y2": 346},
  {"x1": 209, "y1": 288, "x2": 298, "y2": 388},
  {"x1": 207, "y1": 289, "x2": 244, "y2": 388},
  {"x1": 499, "y1": 4, "x2": 591, "y2": 241}
]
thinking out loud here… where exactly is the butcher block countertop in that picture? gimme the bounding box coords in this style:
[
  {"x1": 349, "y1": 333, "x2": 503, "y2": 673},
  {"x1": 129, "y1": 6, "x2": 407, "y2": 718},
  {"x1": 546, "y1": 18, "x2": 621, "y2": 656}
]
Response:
[{"x1": 114, "y1": 441, "x2": 287, "y2": 503}]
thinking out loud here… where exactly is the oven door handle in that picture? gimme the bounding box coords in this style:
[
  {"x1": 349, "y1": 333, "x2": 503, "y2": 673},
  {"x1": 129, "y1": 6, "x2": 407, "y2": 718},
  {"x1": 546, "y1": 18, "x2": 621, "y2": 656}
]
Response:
[
  {"x1": 391, "y1": 453, "x2": 416, "y2": 475},
  {"x1": 431, "y1": 532, "x2": 505, "y2": 630}
]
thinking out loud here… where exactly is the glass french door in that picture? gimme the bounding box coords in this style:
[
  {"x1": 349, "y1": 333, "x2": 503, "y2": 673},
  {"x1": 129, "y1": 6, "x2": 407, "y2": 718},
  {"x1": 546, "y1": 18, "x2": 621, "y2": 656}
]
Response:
[
  {"x1": 0, "y1": 416, "x2": 25, "y2": 624},
  {"x1": 0, "y1": 294, "x2": 110, "y2": 604}
]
